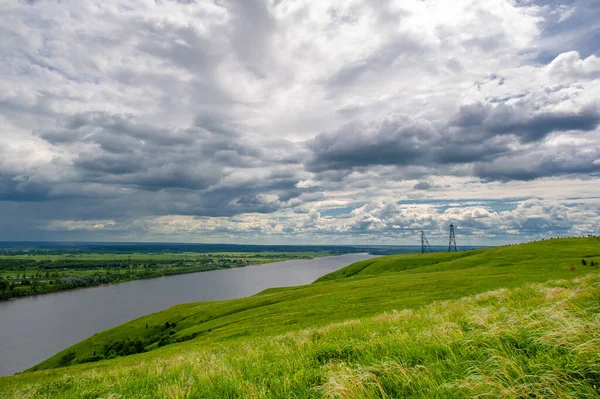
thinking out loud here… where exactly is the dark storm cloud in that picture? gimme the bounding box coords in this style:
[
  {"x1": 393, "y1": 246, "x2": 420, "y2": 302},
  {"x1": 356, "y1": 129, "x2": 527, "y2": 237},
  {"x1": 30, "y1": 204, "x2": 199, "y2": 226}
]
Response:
[
  {"x1": 473, "y1": 144, "x2": 600, "y2": 181},
  {"x1": 74, "y1": 155, "x2": 143, "y2": 176},
  {"x1": 306, "y1": 115, "x2": 435, "y2": 172},
  {"x1": 23, "y1": 109, "x2": 310, "y2": 218},
  {"x1": 452, "y1": 102, "x2": 600, "y2": 142},
  {"x1": 432, "y1": 139, "x2": 512, "y2": 165},
  {"x1": 0, "y1": 173, "x2": 50, "y2": 202},
  {"x1": 305, "y1": 113, "x2": 505, "y2": 173},
  {"x1": 39, "y1": 112, "x2": 198, "y2": 149},
  {"x1": 306, "y1": 101, "x2": 600, "y2": 181},
  {"x1": 413, "y1": 181, "x2": 445, "y2": 191},
  {"x1": 413, "y1": 181, "x2": 433, "y2": 190}
]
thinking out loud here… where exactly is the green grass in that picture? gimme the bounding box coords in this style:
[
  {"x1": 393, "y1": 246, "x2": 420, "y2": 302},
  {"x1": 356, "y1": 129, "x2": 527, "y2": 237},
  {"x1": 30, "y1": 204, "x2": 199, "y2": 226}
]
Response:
[
  {"x1": 1, "y1": 237, "x2": 600, "y2": 398},
  {"x1": 314, "y1": 251, "x2": 477, "y2": 281}
]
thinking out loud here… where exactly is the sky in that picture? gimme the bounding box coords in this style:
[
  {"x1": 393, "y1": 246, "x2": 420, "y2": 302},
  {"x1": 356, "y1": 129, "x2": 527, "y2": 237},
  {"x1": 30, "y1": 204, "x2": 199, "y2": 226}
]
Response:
[{"x1": 0, "y1": 0, "x2": 599, "y2": 246}]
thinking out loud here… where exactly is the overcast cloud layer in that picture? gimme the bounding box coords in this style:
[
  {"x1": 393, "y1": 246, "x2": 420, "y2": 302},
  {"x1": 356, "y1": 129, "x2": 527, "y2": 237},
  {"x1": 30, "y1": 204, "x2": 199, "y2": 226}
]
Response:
[{"x1": 1, "y1": 0, "x2": 599, "y2": 245}]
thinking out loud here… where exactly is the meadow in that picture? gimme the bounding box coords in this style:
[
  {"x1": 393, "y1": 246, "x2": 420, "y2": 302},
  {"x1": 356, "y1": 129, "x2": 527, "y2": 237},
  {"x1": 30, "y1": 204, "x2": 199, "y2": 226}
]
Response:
[{"x1": 0, "y1": 237, "x2": 599, "y2": 398}]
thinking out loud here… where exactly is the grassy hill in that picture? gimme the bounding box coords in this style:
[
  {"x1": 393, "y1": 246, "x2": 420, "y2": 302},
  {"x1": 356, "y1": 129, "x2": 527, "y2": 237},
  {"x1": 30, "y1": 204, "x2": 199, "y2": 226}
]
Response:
[{"x1": 1, "y1": 237, "x2": 599, "y2": 398}]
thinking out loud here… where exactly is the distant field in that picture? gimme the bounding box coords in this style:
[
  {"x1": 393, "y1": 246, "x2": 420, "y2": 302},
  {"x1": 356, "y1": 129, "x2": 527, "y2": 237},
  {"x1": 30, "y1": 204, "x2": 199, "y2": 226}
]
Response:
[
  {"x1": 1, "y1": 237, "x2": 598, "y2": 398},
  {"x1": 0, "y1": 242, "x2": 480, "y2": 300},
  {"x1": 0, "y1": 249, "x2": 332, "y2": 299},
  {"x1": 0, "y1": 241, "x2": 416, "y2": 255},
  {"x1": 0, "y1": 251, "x2": 328, "y2": 260}
]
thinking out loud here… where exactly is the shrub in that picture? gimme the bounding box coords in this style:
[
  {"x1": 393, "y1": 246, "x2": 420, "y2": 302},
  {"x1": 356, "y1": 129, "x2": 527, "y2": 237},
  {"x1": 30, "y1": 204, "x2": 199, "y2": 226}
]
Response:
[
  {"x1": 158, "y1": 336, "x2": 172, "y2": 347},
  {"x1": 77, "y1": 355, "x2": 104, "y2": 364},
  {"x1": 58, "y1": 352, "x2": 76, "y2": 367},
  {"x1": 103, "y1": 338, "x2": 145, "y2": 359}
]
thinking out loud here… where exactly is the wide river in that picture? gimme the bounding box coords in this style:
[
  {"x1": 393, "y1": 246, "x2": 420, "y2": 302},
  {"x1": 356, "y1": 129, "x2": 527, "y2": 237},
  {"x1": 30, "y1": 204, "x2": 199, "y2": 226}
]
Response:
[{"x1": 0, "y1": 253, "x2": 375, "y2": 376}]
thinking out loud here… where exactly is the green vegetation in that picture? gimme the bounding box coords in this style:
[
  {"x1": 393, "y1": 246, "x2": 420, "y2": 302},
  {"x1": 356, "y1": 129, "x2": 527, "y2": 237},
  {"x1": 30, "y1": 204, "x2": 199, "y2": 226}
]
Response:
[
  {"x1": 1, "y1": 237, "x2": 599, "y2": 398},
  {"x1": 0, "y1": 251, "x2": 329, "y2": 300}
]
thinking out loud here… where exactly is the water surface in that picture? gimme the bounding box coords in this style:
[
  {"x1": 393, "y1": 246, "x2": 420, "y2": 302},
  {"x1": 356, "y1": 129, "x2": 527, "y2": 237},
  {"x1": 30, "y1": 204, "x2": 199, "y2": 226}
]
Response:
[{"x1": 0, "y1": 253, "x2": 375, "y2": 376}]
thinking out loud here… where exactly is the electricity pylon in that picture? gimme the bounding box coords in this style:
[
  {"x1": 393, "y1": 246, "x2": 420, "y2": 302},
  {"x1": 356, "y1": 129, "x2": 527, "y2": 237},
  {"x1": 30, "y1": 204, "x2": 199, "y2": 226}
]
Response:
[
  {"x1": 421, "y1": 231, "x2": 433, "y2": 254},
  {"x1": 448, "y1": 224, "x2": 457, "y2": 252}
]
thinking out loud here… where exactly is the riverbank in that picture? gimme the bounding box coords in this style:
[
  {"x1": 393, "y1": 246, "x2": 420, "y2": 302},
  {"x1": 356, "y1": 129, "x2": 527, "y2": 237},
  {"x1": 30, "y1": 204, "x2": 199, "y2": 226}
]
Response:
[
  {"x1": 0, "y1": 251, "x2": 331, "y2": 300},
  {"x1": 0, "y1": 253, "x2": 376, "y2": 376}
]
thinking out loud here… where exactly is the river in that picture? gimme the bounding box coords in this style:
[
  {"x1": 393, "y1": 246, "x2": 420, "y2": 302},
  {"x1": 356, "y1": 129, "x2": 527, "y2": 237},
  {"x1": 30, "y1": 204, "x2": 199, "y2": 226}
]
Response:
[{"x1": 0, "y1": 253, "x2": 376, "y2": 376}]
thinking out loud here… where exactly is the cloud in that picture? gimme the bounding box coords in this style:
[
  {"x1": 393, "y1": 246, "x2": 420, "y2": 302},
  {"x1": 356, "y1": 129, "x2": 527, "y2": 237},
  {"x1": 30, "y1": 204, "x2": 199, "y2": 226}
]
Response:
[
  {"x1": 137, "y1": 198, "x2": 597, "y2": 243},
  {"x1": 307, "y1": 95, "x2": 600, "y2": 180},
  {"x1": 531, "y1": 0, "x2": 600, "y2": 61},
  {"x1": 326, "y1": 33, "x2": 429, "y2": 88},
  {"x1": 451, "y1": 102, "x2": 600, "y2": 143},
  {"x1": 473, "y1": 137, "x2": 600, "y2": 181},
  {"x1": 45, "y1": 219, "x2": 117, "y2": 231},
  {"x1": 306, "y1": 115, "x2": 435, "y2": 172},
  {"x1": 413, "y1": 181, "x2": 445, "y2": 191},
  {"x1": 547, "y1": 51, "x2": 600, "y2": 81},
  {"x1": 0, "y1": 0, "x2": 599, "y2": 243}
]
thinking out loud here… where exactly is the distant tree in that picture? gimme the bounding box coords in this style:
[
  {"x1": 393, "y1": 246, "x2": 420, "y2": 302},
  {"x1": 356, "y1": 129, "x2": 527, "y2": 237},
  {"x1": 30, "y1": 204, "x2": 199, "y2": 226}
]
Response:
[
  {"x1": 582, "y1": 259, "x2": 587, "y2": 266},
  {"x1": 32, "y1": 279, "x2": 40, "y2": 293}
]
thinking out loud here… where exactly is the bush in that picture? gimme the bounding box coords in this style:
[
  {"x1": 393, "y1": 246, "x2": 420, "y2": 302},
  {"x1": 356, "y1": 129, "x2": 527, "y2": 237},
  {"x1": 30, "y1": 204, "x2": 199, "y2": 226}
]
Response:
[
  {"x1": 103, "y1": 338, "x2": 145, "y2": 359},
  {"x1": 158, "y1": 336, "x2": 172, "y2": 347},
  {"x1": 77, "y1": 355, "x2": 104, "y2": 364},
  {"x1": 58, "y1": 352, "x2": 76, "y2": 367}
]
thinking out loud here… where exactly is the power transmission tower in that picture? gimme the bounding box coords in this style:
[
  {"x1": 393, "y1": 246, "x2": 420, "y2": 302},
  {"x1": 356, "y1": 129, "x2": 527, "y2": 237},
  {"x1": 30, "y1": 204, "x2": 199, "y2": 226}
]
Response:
[
  {"x1": 448, "y1": 224, "x2": 457, "y2": 252},
  {"x1": 421, "y1": 231, "x2": 433, "y2": 254}
]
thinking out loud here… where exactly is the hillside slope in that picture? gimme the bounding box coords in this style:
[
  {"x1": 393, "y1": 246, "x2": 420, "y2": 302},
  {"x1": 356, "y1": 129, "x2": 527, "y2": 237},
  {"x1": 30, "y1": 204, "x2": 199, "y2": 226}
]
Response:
[
  {"x1": 316, "y1": 238, "x2": 599, "y2": 282},
  {"x1": 1, "y1": 238, "x2": 599, "y2": 398}
]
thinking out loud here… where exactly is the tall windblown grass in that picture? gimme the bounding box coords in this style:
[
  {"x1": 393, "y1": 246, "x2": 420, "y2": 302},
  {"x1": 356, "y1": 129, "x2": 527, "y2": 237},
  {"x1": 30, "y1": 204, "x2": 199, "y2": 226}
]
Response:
[{"x1": 2, "y1": 274, "x2": 599, "y2": 398}]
